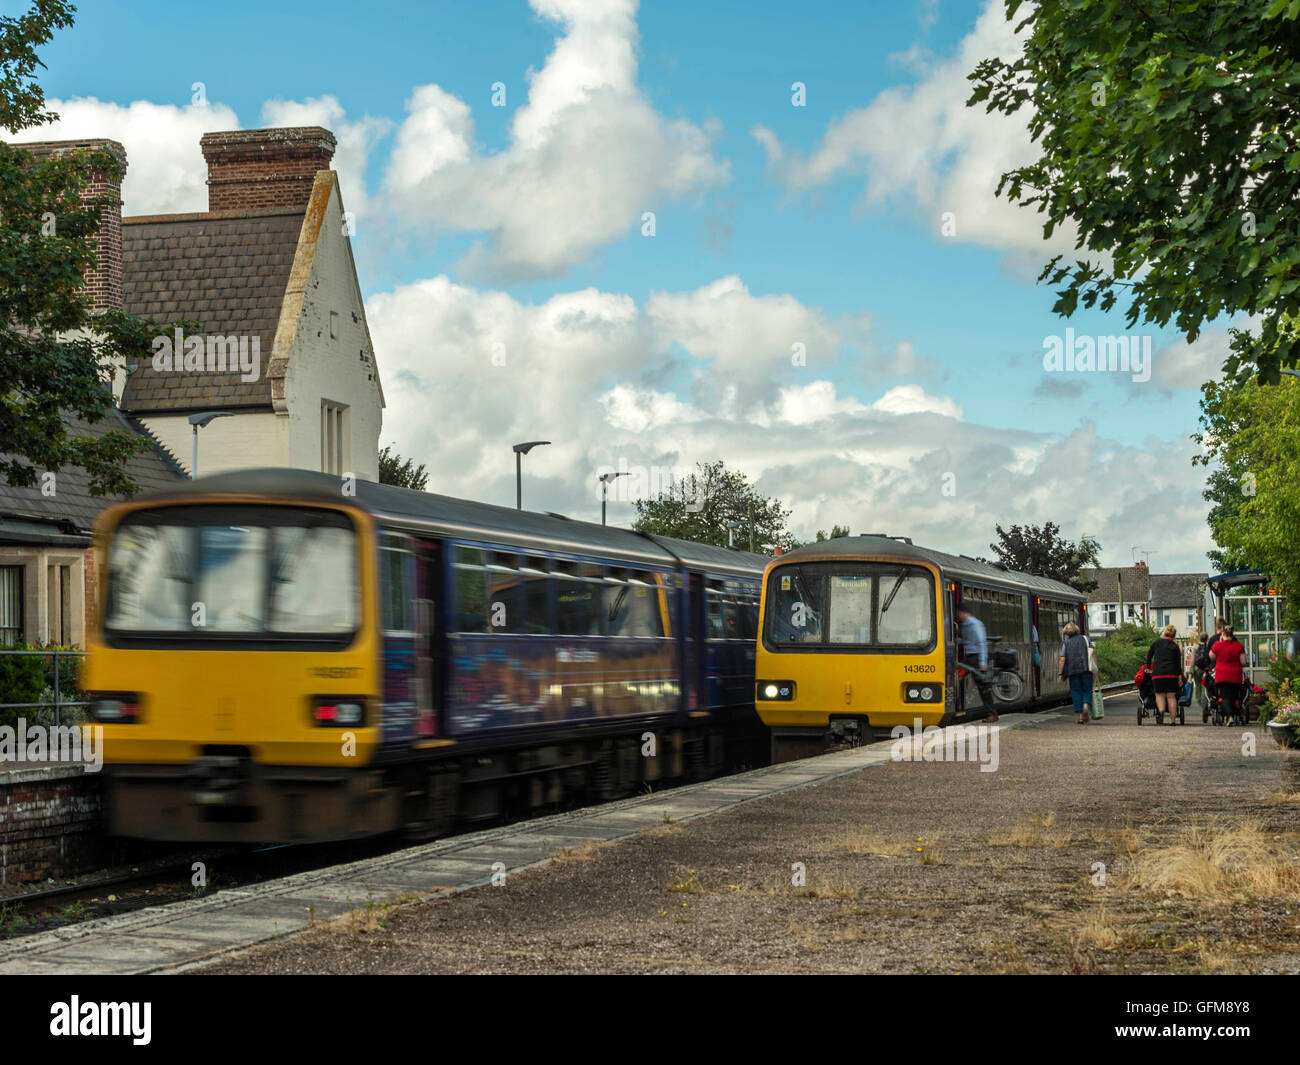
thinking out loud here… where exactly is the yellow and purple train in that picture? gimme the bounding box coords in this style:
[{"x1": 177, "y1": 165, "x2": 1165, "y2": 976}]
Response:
[{"x1": 83, "y1": 469, "x2": 767, "y2": 843}]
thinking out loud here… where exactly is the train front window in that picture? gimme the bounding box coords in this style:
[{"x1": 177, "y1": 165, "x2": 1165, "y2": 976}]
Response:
[
  {"x1": 764, "y1": 563, "x2": 934, "y2": 651},
  {"x1": 105, "y1": 506, "x2": 358, "y2": 644}
]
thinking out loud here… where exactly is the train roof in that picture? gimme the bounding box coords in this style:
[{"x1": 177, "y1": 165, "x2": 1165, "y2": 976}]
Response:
[
  {"x1": 772, "y1": 535, "x2": 1086, "y2": 602},
  {"x1": 132, "y1": 468, "x2": 769, "y2": 578}
]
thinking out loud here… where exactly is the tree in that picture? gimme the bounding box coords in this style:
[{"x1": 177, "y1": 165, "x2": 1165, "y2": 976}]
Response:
[
  {"x1": 987, "y1": 522, "x2": 1100, "y2": 592},
  {"x1": 1195, "y1": 373, "x2": 1300, "y2": 604},
  {"x1": 968, "y1": 0, "x2": 1300, "y2": 383},
  {"x1": 814, "y1": 524, "x2": 851, "y2": 542},
  {"x1": 632, "y1": 460, "x2": 796, "y2": 551},
  {"x1": 1, "y1": 0, "x2": 154, "y2": 495},
  {"x1": 378, "y1": 445, "x2": 428, "y2": 491}
]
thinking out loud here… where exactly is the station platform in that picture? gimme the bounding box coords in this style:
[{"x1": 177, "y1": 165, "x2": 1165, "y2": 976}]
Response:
[{"x1": 2, "y1": 693, "x2": 1296, "y2": 975}]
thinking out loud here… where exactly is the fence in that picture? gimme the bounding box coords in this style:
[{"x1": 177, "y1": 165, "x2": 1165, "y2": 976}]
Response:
[{"x1": 0, "y1": 648, "x2": 87, "y2": 727}]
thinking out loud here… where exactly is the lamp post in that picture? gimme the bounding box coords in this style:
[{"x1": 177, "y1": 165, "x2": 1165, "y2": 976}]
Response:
[
  {"x1": 188, "y1": 411, "x2": 234, "y2": 479},
  {"x1": 513, "y1": 440, "x2": 551, "y2": 510},
  {"x1": 599, "y1": 471, "x2": 628, "y2": 526},
  {"x1": 726, "y1": 520, "x2": 742, "y2": 549}
]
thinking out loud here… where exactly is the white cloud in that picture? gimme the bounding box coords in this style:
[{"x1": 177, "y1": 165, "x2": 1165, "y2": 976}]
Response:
[
  {"x1": 752, "y1": 0, "x2": 1080, "y2": 262},
  {"x1": 382, "y1": 0, "x2": 729, "y2": 280},
  {"x1": 368, "y1": 271, "x2": 1215, "y2": 570},
  {"x1": 16, "y1": 96, "x2": 239, "y2": 214}
]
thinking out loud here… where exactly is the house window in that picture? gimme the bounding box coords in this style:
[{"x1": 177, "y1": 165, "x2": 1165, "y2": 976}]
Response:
[
  {"x1": 321, "y1": 401, "x2": 348, "y2": 475},
  {"x1": 1187, "y1": 611, "x2": 1196, "y2": 629},
  {"x1": 1103, "y1": 604, "x2": 1117, "y2": 626},
  {"x1": 46, "y1": 563, "x2": 71, "y2": 645},
  {"x1": 0, "y1": 566, "x2": 22, "y2": 645}
]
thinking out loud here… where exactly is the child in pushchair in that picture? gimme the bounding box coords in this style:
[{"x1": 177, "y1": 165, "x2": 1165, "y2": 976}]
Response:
[{"x1": 1135, "y1": 664, "x2": 1189, "y2": 726}]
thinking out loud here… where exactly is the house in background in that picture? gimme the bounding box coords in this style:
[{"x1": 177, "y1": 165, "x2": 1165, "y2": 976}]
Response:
[
  {"x1": 1149, "y1": 573, "x2": 1208, "y2": 638},
  {"x1": 1081, "y1": 563, "x2": 1151, "y2": 635},
  {"x1": 118, "y1": 127, "x2": 384, "y2": 479},
  {"x1": 2, "y1": 127, "x2": 386, "y2": 647}
]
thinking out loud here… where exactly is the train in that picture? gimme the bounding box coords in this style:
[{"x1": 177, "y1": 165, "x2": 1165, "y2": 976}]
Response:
[
  {"x1": 82, "y1": 469, "x2": 768, "y2": 843},
  {"x1": 754, "y1": 535, "x2": 1088, "y2": 757}
]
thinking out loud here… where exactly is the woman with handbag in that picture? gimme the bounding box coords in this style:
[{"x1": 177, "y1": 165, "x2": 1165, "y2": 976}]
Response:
[{"x1": 1059, "y1": 622, "x2": 1094, "y2": 724}]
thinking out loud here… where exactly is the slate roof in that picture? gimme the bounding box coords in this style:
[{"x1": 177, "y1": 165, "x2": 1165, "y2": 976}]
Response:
[
  {"x1": 0, "y1": 409, "x2": 188, "y2": 540},
  {"x1": 119, "y1": 208, "x2": 304, "y2": 413},
  {"x1": 1150, "y1": 572, "x2": 1208, "y2": 608},
  {"x1": 1079, "y1": 565, "x2": 1151, "y2": 603}
]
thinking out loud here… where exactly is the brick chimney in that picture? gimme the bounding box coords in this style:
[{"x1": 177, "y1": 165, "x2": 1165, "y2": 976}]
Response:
[
  {"x1": 15, "y1": 138, "x2": 126, "y2": 312},
  {"x1": 200, "y1": 127, "x2": 336, "y2": 212}
]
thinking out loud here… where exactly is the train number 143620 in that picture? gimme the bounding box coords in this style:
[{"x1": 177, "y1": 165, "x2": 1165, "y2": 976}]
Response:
[{"x1": 903, "y1": 664, "x2": 936, "y2": 674}]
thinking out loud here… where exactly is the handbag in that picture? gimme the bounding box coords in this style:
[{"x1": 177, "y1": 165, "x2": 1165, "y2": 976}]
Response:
[
  {"x1": 1086, "y1": 637, "x2": 1100, "y2": 676},
  {"x1": 1090, "y1": 686, "x2": 1105, "y2": 719}
]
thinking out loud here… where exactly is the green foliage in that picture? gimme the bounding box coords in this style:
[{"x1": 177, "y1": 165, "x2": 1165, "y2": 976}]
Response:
[
  {"x1": 378, "y1": 445, "x2": 429, "y2": 491},
  {"x1": 633, "y1": 460, "x2": 795, "y2": 551},
  {"x1": 1195, "y1": 375, "x2": 1300, "y2": 597},
  {"x1": 0, "y1": 2, "x2": 164, "y2": 496},
  {"x1": 967, "y1": 0, "x2": 1300, "y2": 382},
  {"x1": 1093, "y1": 622, "x2": 1161, "y2": 685},
  {"x1": 814, "y1": 524, "x2": 851, "y2": 542},
  {"x1": 0, "y1": 649, "x2": 44, "y2": 729},
  {"x1": 987, "y1": 522, "x2": 1101, "y2": 592}
]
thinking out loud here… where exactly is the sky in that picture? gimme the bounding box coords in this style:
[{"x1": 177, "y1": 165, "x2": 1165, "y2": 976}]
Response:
[{"x1": 11, "y1": 0, "x2": 1233, "y2": 571}]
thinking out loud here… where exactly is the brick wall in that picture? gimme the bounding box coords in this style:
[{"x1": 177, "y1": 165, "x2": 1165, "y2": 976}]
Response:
[
  {"x1": 16, "y1": 139, "x2": 126, "y2": 313},
  {"x1": 0, "y1": 766, "x2": 106, "y2": 886},
  {"x1": 201, "y1": 127, "x2": 337, "y2": 212}
]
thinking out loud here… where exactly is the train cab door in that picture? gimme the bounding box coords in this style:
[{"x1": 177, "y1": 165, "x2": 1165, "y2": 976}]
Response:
[
  {"x1": 413, "y1": 539, "x2": 439, "y2": 737},
  {"x1": 946, "y1": 580, "x2": 963, "y2": 715},
  {"x1": 686, "y1": 572, "x2": 705, "y2": 712}
]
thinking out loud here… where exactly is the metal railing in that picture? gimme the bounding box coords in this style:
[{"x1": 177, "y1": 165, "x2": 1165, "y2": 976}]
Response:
[{"x1": 0, "y1": 648, "x2": 87, "y2": 728}]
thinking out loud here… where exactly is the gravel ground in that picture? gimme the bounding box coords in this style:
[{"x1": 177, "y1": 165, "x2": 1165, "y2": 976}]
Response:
[{"x1": 203, "y1": 695, "x2": 1300, "y2": 974}]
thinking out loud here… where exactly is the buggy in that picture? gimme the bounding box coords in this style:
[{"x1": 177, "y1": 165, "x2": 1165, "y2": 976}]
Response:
[{"x1": 1135, "y1": 664, "x2": 1188, "y2": 726}]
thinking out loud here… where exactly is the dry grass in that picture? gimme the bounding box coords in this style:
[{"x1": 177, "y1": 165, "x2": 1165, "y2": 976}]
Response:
[
  {"x1": 830, "y1": 830, "x2": 911, "y2": 857},
  {"x1": 555, "y1": 842, "x2": 604, "y2": 862},
  {"x1": 669, "y1": 871, "x2": 706, "y2": 894},
  {"x1": 986, "y1": 813, "x2": 1073, "y2": 850},
  {"x1": 794, "y1": 874, "x2": 859, "y2": 900},
  {"x1": 1126, "y1": 820, "x2": 1300, "y2": 899}
]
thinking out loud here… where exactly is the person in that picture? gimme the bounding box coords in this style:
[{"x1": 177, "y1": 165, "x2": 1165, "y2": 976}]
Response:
[
  {"x1": 1287, "y1": 627, "x2": 1300, "y2": 662},
  {"x1": 1145, "y1": 624, "x2": 1184, "y2": 725},
  {"x1": 956, "y1": 604, "x2": 997, "y2": 724},
  {"x1": 1209, "y1": 623, "x2": 1248, "y2": 724},
  {"x1": 1202, "y1": 617, "x2": 1226, "y2": 713},
  {"x1": 1058, "y1": 622, "x2": 1094, "y2": 724},
  {"x1": 1191, "y1": 632, "x2": 1210, "y2": 713}
]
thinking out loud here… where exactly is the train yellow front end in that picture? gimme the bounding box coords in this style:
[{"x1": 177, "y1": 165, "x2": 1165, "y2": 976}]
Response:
[
  {"x1": 82, "y1": 491, "x2": 397, "y2": 843},
  {"x1": 754, "y1": 540, "x2": 949, "y2": 759}
]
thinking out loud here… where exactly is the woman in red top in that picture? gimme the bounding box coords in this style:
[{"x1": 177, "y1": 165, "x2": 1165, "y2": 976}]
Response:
[{"x1": 1209, "y1": 624, "x2": 1248, "y2": 723}]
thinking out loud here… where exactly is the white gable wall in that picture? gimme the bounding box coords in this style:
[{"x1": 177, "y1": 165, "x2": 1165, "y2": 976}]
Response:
[{"x1": 282, "y1": 176, "x2": 382, "y2": 482}]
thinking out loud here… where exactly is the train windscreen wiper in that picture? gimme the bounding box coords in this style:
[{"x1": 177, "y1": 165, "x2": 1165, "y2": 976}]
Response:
[{"x1": 881, "y1": 569, "x2": 908, "y2": 614}]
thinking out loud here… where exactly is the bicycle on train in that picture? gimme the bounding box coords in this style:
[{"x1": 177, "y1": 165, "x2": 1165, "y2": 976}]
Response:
[{"x1": 958, "y1": 637, "x2": 1024, "y2": 703}]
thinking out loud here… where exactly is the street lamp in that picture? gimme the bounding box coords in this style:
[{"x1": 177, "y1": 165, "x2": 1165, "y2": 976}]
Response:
[
  {"x1": 726, "y1": 520, "x2": 742, "y2": 549},
  {"x1": 599, "y1": 471, "x2": 628, "y2": 526},
  {"x1": 188, "y1": 411, "x2": 234, "y2": 479},
  {"x1": 512, "y1": 440, "x2": 551, "y2": 510}
]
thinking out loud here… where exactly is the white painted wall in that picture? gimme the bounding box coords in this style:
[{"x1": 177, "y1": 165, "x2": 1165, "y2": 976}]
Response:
[
  {"x1": 140, "y1": 410, "x2": 288, "y2": 477},
  {"x1": 282, "y1": 178, "x2": 382, "y2": 481}
]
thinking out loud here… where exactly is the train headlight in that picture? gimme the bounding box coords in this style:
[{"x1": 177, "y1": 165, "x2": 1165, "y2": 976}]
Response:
[
  {"x1": 757, "y1": 681, "x2": 795, "y2": 701},
  {"x1": 902, "y1": 684, "x2": 943, "y2": 703},
  {"x1": 313, "y1": 699, "x2": 365, "y2": 726},
  {"x1": 90, "y1": 695, "x2": 140, "y2": 722}
]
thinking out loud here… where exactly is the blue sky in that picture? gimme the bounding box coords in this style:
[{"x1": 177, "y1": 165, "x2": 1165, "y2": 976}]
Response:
[{"x1": 16, "y1": 0, "x2": 1227, "y2": 570}]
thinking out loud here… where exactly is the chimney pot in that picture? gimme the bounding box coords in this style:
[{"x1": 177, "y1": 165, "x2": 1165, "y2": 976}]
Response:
[{"x1": 200, "y1": 127, "x2": 336, "y2": 212}]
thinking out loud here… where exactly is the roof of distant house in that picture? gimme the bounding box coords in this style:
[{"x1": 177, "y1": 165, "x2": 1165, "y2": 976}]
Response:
[
  {"x1": 0, "y1": 410, "x2": 187, "y2": 540},
  {"x1": 119, "y1": 207, "x2": 304, "y2": 413},
  {"x1": 1149, "y1": 572, "x2": 1208, "y2": 608},
  {"x1": 1079, "y1": 565, "x2": 1151, "y2": 603}
]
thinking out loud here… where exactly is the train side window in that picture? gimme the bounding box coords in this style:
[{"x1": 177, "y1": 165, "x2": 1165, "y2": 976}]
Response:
[
  {"x1": 556, "y1": 559, "x2": 599, "y2": 636},
  {"x1": 721, "y1": 598, "x2": 740, "y2": 640},
  {"x1": 453, "y1": 545, "x2": 489, "y2": 633},
  {"x1": 739, "y1": 598, "x2": 758, "y2": 640},
  {"x1": 379, "y1": 541, "x2": 415, "y2": 634},
  {"x1": 608, "y1": 571, "x2": 663, "y2": 638},
  {"x1": 706, "y1": 590, "x2": 724, "y2": 640},
  {"x1": 521, "y1": 556, "x2": 552, "y2": 635},
  {"x1": 486, "y1": 551, "x2": 523, "y2": 634}
]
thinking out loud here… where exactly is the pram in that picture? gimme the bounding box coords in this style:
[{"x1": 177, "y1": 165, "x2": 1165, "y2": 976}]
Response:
[
  {"x1": 1209, "y1": 677, "x2": 1256, "y2": 727},
  {"x1": 1135, "y1": 664, "x2": 1189, "y2": 726}
]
